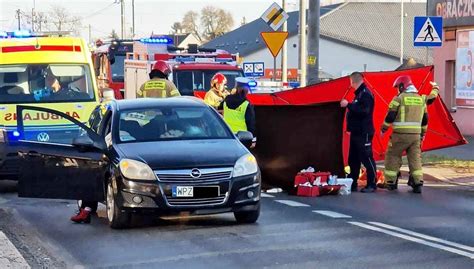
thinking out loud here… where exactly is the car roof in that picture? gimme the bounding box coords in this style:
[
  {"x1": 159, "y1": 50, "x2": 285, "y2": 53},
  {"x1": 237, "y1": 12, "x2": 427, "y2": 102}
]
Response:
[{"x1": 113, "y1": 97, "x2": 208, "y2": 111}]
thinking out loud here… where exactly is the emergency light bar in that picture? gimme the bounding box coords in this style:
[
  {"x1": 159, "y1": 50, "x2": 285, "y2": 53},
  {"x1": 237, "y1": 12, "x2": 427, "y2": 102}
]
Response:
[
  {"x1": 0, "y1": 30, "x2": 72, "y2": 39},
  {"x1": 139, "y1": 37, "x2": 173, "y2": 44},
  {"x1": 0, "y1": 30, "x2": 32, "y2": 38}
]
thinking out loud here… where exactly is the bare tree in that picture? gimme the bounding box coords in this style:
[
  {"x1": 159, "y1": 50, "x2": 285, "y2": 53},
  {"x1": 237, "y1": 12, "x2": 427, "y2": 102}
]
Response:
[
  {"x1": 200, "y1": 6, "x2": 234, "y2": 41},
  {"x1": 171, "y1": 22, "x2": 183, "y2": 34},
  {"x1": 109, "y1": 29, "x2": 119, "y2": 39},
  {"x1": 181, "y1": 11, "x2": 202, "y2": 41},
  {"x1": 48, "y1": 5, "x2": 82, "y2": 35}
]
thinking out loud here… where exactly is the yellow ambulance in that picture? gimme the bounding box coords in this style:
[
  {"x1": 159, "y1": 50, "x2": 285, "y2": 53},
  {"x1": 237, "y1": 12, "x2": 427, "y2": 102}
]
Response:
[{"x1": 0, "y1": 31, "x2": 100, "y2": 179}]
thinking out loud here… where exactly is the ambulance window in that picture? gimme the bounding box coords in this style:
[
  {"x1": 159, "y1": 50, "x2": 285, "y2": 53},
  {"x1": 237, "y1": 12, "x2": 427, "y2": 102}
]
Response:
[{"x1": 0, "y1": 64, "x2": 96, "y2": 104}]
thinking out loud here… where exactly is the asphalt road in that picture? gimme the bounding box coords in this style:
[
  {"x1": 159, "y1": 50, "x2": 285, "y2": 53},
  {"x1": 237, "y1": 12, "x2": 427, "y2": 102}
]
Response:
[{"x1": 1, "y1": 180, "x2": 473, "y2": 269}]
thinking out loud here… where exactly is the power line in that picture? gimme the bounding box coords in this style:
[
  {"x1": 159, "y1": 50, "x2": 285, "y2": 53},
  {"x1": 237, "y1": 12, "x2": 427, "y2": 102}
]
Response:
[{"x1": 81, "y1": 1, "x2": 119, "y2": 20}]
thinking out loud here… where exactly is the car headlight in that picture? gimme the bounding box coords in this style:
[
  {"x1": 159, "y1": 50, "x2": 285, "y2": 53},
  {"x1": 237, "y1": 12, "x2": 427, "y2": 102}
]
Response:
[
  {"x1": 233, "y1": 153, "x2": 258, "y2": 178},
  {"x1": 119, "y1": 159, "x2": 156, "y2": 180}
]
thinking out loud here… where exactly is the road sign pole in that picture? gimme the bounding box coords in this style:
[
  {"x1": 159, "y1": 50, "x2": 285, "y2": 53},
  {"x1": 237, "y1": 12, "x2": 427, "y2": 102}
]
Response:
[
  {"x1": 400, "y1": 0, "x2": 404, "y2": 64},
  {"x1": 282, "y1": 0, "x2": 288, "y2": 83},
  {"x1": 273, "y1": 56, "x2": 277, "y2": 81}
]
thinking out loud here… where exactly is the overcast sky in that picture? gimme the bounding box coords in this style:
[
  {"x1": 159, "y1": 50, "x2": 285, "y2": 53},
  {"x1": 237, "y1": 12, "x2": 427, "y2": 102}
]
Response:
[{"x1": 0, "y1": 0, "x2": 426, "y2": 41}]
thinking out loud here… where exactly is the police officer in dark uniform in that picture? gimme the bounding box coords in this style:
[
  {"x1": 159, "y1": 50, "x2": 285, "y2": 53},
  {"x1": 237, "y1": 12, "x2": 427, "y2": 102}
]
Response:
[{"x1": 340, "y1": 72, "x2": 377, "y2": 193}]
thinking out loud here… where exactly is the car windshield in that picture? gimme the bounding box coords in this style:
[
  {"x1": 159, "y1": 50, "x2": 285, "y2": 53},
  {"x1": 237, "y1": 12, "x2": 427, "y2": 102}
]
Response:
[
  {"x1": 110, "y1": 55, "x2": 125, "y2": 82},
  {"x1": 118, "y1": 106, "x2": 232, "y2": 143},
  {"x1": 173, "y1": 70, "x2": 243, "y2": 96},
  {"x1": 0, "y1": 64, "x2": 95, "y2": 104}
]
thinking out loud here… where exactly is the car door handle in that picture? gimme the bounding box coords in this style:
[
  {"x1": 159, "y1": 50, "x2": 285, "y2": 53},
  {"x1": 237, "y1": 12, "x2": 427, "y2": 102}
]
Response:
[{"x1": 27, "y1": 151, "x2": 41, "y2": 157}]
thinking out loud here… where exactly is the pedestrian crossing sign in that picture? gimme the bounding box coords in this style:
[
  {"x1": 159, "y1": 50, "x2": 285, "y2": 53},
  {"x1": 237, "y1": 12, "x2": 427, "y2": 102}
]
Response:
[{"x1": 414, "y1": 16, "x2": 443, "y2": 47}]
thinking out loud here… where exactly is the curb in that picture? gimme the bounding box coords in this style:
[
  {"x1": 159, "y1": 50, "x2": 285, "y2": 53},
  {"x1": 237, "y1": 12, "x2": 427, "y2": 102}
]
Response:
[{"x1": 0, "y1": 231, "x2": 30, "y2": 269}]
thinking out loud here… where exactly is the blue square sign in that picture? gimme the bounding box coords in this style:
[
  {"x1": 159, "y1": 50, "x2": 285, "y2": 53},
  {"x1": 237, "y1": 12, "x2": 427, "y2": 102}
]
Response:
[
  {"x1": 414, "y1": 16, "x2": 443, "y2": 47},
  {"x1": 243, "y1": 62, "x2": 265, "y2": 77}
]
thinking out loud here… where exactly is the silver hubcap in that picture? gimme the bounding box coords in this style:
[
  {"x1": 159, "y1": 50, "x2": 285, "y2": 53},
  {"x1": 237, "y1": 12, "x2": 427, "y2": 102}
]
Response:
[{"x1": 107, "y1": 183, "x2": 114, "y2": 222}]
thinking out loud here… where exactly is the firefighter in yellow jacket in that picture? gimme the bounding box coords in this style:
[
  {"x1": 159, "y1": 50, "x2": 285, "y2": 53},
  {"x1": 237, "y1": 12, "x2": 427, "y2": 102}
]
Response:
[
  {"x1": 204, "y1": 73, "x2": 230, "y2": 109},
  {"x1": 381, "y1": 76, "x2": 428, "y2": 194},
  {"x1": 137, "y1": 60, "x2": 180, "y2": 98}
]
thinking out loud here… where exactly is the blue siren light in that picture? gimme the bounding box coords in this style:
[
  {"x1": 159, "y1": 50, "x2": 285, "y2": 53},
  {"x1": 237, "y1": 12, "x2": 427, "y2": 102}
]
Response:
[
  {"x1": 140, "y1": 37, "x2": 173, "y2": 44},
  {"x1": 13, "y1": 30, "x2": 32, "y2": 38}
]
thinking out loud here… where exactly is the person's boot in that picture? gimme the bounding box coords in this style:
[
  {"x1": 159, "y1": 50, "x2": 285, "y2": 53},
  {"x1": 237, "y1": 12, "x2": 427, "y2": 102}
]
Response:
[
  {"x1": 360, "y1": 186, "x2": 376, "y2": 193},
  {"x1": 407, "y1": 174, "x2": 414, "y2": 187},
  {"x1": 412, "y1": 184, "x2": 422, "y2": 194},
  {"x1": 386, "y1": 183, "x2": 397, "y2": 191},
  {"x1": 71, "y1": 208, "x2": 91, "y2": 224}
]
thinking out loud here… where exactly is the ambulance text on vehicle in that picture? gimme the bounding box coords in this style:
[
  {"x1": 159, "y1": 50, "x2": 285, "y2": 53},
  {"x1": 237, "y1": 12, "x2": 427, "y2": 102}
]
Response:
[
  {"x1": 124, "y1": 37, "x2": 244, "y2": 98},
  {"x1": 0, "y1": 31, "x2": 100, "y2": 179}
]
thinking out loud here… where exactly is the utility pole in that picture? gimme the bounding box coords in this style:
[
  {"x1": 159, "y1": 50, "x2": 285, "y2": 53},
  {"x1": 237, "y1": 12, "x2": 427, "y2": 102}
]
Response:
[
  {"x1": 132, "y1": 0, "x2": 135, "y2": 38},
  {"x1": 298, "y1": 0, "x2": 307, "y2": 87},
  {"x1": 307, "y1": 0, "x2": 320, "y2": 85},
  {"x1": 400, "y1": 0, "x2": 404, "y2": 64},
  {"x1": 281, "y1": 0, "x2": 288, "y2": 83},
  {"x1": 88, "y1": 24, "x2": 92, "y2": 45},
  {"x1": 31, "y1": 0, "x2": 36, "y2": 32},
  {"x1": 15, "y1": 9, "x2": 21, "y2": 30},
  {"x1": 121, "y1": 0, "x2": 125, "y2": 39}
]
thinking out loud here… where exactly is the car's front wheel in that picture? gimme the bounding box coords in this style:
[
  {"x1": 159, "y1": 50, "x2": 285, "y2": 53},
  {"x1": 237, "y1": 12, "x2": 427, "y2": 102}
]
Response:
[
  {"x1": 106, "y1": 181, "x2": 131, "y2": 229},
  {"x1": 234, "y1": 204, "x2": 260, "y2": 224}
]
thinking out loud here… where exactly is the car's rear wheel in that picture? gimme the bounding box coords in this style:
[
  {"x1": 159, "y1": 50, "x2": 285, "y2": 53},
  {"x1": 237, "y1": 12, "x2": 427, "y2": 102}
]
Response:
[
  {"x1": 234, "y1": 204, "x2": 260, "y2": 224},
  {"x1": 106, "y1": 181, "x2": 131, "y2": 229}
]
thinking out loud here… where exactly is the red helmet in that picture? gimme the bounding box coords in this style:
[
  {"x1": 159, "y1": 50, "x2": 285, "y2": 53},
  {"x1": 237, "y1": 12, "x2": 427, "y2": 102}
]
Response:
[
  {"x1": 393, "y1": 75, "x2": 413, "y2": 88},
  {"x1": 211, "y1": 73, "x2": 227, "y2": 88},
  {"x1": 152, "y1": 60, "x2": 171, "y2": 76}
]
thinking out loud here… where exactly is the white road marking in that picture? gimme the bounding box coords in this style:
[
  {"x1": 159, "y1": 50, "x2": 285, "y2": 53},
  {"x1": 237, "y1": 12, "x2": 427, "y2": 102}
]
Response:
[
  {"x1": 313, "y1": 210, "x2": 352, "y2": 219},
  {"x1": 348, "y1": 222, "x2": 474, "y2": 260},
  {"x1": 275, "y1": 200, "x2": 310, "y2": 207},
  {"x1": 0, "y1": 231, "x2": 30, "y2": 268},
  {"x1": 260, "y1": 193, "x2": 275, "y2": 198},
  {"x1": 369, "y1": 222, "x2": 474, "y2": 253}
]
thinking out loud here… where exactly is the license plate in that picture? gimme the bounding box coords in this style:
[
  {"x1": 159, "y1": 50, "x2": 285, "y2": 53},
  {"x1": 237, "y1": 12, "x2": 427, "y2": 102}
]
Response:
[{"x1": 172, "y1": 186, "x2": 194, "y2": 197}]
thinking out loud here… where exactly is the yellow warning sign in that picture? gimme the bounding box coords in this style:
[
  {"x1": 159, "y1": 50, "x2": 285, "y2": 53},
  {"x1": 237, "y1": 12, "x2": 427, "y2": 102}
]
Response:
[{"x1": 260, "y1": 31, "x2": 289, "y2": 58}]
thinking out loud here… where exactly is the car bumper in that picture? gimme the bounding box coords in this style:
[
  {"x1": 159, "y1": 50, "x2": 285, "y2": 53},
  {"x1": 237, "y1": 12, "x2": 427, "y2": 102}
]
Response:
[{"x1": 116, "y1": 173, "x2": 261, "y2": 215}]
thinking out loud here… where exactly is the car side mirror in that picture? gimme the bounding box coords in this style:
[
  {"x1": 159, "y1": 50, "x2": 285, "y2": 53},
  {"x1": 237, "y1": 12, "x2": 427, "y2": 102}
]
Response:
[
  {"x1": 72, "y1": 136, "x2": 106, "y2": 152},
  {"x1": 236, "y1": 131, "x2": 253, "y2": 149}
]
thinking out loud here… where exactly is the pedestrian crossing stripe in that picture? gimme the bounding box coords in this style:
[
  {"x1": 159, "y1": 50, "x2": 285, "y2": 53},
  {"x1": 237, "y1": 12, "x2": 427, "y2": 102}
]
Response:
[{"x1": 414, "y1": 16, "x2": 443, "y2": 47}]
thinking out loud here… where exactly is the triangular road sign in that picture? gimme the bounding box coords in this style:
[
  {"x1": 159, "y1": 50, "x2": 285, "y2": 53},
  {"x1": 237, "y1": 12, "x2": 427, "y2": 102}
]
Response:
[{"x1": 261, "y1": 31, "x2": 288, "y2": 57}]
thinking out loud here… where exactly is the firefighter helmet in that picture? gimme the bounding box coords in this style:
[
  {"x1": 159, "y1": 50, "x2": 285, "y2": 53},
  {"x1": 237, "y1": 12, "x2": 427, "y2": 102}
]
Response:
[
  {"x1": 393, "y1": 75, "x2": 413, "y2": 89},
  {"x1": 152, "y1": 60, "x2": 171, "y2": 77},
  {"x1": 211, "y1": 73, "x2": 227, "y2": 88}
]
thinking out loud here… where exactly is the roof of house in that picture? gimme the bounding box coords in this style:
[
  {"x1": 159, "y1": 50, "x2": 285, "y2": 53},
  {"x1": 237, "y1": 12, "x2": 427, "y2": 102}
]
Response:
[
  {"x1": 204, "y1": 4, "x2": 342, "y2": 56},
  {"x1": 320, "y1": 2, "x2": 431, "y2": 64},
  {"x1": 204, "y1": 2, "x2": 431, "y2": 64}
]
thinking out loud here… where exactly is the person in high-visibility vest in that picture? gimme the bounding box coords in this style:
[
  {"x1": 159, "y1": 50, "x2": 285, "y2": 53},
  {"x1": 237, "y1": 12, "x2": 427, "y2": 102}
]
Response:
[
  {"x1": 223, "y1": 77, "x2": 256, "y2": 136},
  {"x1": 381, "y1": 75, "x2": 428, "y2": 194},
  {"x1": 204, "y1": 73, "x2": 230, "y2": 110},
  {"x1": 137, "y1": 60, "x2": 180, "y2": 98}
]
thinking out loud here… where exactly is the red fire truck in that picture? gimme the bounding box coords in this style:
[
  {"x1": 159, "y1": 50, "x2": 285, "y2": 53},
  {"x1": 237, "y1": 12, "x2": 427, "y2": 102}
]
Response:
[
  {"x1": 123, "y1": 37, "x2": 243, "y2": 98},
  {"x1": 93, "y1": 39, "x2": 133, "y2": 99}
]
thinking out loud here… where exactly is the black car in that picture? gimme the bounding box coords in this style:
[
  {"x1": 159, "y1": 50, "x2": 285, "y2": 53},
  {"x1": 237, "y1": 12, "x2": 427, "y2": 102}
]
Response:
[{"x1": 10, "y1": 98, "x2": 261, "y2": 228}]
